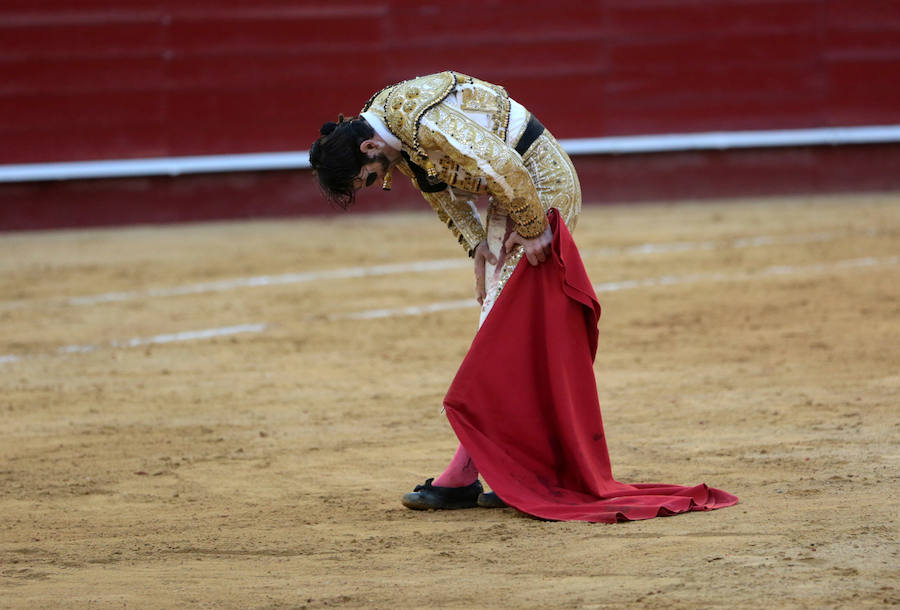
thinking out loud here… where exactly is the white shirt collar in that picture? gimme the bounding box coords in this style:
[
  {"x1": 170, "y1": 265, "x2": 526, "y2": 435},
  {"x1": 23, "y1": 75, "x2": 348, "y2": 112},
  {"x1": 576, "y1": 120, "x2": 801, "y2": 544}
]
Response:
[{"x1": 361, "y1": 110, "x2": 402, "y2": 151}]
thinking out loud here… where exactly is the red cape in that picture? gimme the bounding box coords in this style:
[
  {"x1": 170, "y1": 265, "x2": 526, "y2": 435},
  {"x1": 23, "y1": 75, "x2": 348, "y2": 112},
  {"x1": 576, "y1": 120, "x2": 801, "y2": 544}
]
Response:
[{"x1": 443, "y1": 210, "x2": 738, "y2": 523}]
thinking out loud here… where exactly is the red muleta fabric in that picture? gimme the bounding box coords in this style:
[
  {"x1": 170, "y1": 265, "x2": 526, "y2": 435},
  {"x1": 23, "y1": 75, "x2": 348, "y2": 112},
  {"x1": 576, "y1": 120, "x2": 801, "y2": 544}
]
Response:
[{"x1": 443, "y1": 209, "x2": 739, "y2": 523}]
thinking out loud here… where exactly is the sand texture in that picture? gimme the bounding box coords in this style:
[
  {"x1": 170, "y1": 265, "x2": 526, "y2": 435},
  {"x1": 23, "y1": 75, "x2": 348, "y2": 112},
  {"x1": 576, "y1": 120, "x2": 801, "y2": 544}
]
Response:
[{"x1": 1, "y1": 194, "x2": 898, "y2": 608}]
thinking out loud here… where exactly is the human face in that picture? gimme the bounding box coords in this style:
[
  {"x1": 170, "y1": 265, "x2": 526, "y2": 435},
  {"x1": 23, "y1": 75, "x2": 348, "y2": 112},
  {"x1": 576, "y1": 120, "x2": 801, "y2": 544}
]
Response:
[{"x1": 352, "y1": 152, "x2": 391, "y2": 191}]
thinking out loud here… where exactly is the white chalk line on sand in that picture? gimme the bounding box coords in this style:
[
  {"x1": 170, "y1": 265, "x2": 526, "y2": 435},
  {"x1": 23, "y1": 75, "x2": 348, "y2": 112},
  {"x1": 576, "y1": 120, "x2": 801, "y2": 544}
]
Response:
[
  {"x1": 1, "y1": 323, "x2": 267, "y2": 366},
  {"x1": 333, "y1": 255, "x2": 900, "y2": 320},
  {"x1": 0, "y1": 229, "x2": 858, "y2": 312},
  {"x1": 64, "y1": 259, "x2": 469, "y2": 306},
  {"x1": 3, "y1": 254, "x2": 896, "y2": 364}
]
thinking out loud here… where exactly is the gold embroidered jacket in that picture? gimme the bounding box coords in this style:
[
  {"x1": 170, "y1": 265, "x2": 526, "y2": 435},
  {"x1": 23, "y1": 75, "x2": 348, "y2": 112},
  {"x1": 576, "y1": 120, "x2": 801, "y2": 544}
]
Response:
[{"x1": 361, "y1": 71, "x2": 547, "y2": 256}]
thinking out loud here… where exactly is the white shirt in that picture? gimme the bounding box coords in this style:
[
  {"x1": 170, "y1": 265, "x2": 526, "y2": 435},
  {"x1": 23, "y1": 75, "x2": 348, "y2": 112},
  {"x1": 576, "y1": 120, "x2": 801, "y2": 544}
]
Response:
[{"x1": 360, "y1": 110, "x2": 402, "y2": 151}]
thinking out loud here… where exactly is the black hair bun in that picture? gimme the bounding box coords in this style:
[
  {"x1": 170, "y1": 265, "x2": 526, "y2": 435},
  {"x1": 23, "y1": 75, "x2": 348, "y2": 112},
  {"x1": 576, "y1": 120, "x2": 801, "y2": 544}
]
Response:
[{"x1": 320, "y1": 121, "x2": 338, "y2": 136}]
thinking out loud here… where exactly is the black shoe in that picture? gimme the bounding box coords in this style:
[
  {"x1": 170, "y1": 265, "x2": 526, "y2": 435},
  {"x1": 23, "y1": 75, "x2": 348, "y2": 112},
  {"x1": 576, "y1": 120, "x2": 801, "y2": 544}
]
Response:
[
  {"x1": 401, "y1": 478, "x2": 483, "y2": 510},
  {"x1": 477, "y1": 491, "x2": 507, "y2": 508}
]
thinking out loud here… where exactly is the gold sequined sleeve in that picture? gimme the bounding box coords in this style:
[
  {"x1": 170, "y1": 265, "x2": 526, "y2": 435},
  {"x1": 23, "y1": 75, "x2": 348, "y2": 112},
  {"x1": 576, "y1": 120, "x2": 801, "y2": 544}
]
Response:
[
  {"x1": 393, "y1": 162, "x2": 486, "y2": 256},
  {"x1": 421, "y1": 189, "x2": 486, "y2": 257},
  {"x1": 418, "y1": 104, "x2": 547, "y2": 238}
]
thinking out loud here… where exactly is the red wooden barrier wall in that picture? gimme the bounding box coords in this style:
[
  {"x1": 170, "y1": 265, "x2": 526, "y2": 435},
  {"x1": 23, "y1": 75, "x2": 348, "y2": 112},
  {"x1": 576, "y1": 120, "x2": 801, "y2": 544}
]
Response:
[{"x1": 1, "y1": 1, "x2": 899, "y2": 229}]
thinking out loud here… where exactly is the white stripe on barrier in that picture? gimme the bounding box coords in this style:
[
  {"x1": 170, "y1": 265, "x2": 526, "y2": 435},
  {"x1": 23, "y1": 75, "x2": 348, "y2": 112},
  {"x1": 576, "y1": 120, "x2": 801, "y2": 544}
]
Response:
[
  {"x1": 0, "y1": 151, "x2": 310, "y2": 182},
  {"x1": 2, "y1": 125, "x2": 900, "y2": 182},
  {"x1": 562, "y1": 124, "x2": 900, "y2": 155}
]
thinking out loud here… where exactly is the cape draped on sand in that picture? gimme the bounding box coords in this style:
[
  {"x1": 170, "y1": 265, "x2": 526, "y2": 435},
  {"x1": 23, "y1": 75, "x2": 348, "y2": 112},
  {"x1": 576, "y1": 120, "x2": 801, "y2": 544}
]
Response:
[{"x1": 443, "y1": 210, "x2": 739, "y2": 523}]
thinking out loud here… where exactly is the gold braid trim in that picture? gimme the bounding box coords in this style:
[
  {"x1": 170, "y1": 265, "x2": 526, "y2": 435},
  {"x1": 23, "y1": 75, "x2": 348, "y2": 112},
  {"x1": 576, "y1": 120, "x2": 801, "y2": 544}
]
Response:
[
  {"x1": 418, "y1": 104, "x2": 547, "y2": 239},
  {"x1": 380, "y1": 72, "x2": 458, "y2": 174},
  {"x1": 455, "y1": 74, "x2": 511, "y2": 143},
  {"x1": 392, "y1": 162, "x2": 485, "y2": 256},
  {"x1": 507, "y1": 197, "x2": 547, "y2": 238}
]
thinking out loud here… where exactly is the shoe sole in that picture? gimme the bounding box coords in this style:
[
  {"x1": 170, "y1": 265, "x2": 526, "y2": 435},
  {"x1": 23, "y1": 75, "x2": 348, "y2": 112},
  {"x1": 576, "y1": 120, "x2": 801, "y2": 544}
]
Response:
[
  {"x1": 476, "y1": 493, "x2": 507, "y2": 509},
  {"x1": 401, "y1": 494, "x2": 479, "y2": 510}
]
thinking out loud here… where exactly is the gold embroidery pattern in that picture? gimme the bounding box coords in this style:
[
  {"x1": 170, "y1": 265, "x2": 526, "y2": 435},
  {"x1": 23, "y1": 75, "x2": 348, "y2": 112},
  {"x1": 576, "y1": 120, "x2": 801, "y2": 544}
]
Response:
[
  {"x1": 495, "y1": 246, "x2": 525, "y2": 300},
  {"x1": 520, "y1": 131, "x2": 582, "y2": 230},
  {"x1": 479, "y1": 206, "x2": 523, "y2": 318},
  {"x1": 385, "y1": 72, "x2": 457, "y2": 168},
  {"x1": 419, "y1": 104, "x2": 546, "y2": 239},
  {"x1": 360, "y1": 73, "x2": 572, "y2": 255},
  {"x1": 456, "y1": 78, "x2": 511, "y2": 142},
  {"x1": 423, "y1": 190, "x2": 486, "y2": 255},
  {"x1": 393, "y1": 162, "x2": 486, "y2": 255},
  {"x1": 437, "y1": 156, "x2": 488, "y2": 193},
  {"x1": 491, "y1": 131, "x2": 582, "y2": 299},
  {"x1": 360, "y1": 72, "x2": 458, "y2": 171}
]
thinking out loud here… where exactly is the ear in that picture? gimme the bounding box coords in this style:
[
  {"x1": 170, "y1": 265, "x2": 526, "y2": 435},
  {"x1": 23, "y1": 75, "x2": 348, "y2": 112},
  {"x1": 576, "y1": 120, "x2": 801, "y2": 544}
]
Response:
[{"x1": 359, "y1": 139, "x2": 381, "y2": 154}]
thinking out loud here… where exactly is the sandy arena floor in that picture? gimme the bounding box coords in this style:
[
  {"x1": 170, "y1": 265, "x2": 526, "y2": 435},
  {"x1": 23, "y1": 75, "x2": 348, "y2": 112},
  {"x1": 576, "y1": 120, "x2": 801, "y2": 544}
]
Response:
[{"x1": 1, "y1": 194, "x2": 898, "y2": 609}]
